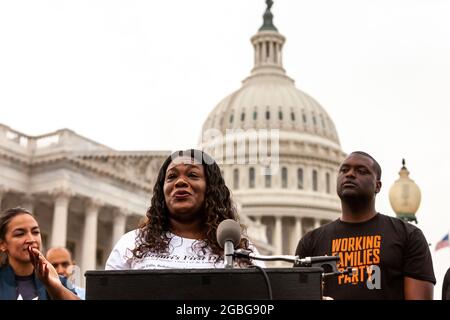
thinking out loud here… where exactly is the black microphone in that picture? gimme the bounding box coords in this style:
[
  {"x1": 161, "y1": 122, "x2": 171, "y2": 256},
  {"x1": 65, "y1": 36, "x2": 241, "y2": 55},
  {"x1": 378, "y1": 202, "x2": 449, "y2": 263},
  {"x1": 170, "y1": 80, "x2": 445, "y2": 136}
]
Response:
[
  {"x1": 216, "y1": 219, "x2": 241, "y2": 268},
  {"x1": 296, "y1": 255, "x2": 340, "y2": 267}
]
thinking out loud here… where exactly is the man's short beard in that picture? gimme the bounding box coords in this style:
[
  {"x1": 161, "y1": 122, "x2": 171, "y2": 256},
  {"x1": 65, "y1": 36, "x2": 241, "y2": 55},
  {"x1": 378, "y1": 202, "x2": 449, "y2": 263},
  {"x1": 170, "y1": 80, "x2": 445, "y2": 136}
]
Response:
[{"x1": 339, "y1": 192, "x2": 372, "y2": 211}]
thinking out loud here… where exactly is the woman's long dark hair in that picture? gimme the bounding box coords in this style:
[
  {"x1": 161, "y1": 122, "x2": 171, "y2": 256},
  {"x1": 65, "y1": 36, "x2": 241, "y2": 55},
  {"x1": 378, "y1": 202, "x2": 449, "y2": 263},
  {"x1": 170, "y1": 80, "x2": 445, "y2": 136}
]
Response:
[
  {"x1": 0, "y1": 207, "x2": 35, "y2": 267},
  {"x1": 132, "y1": 149, "x2": 252, "y2": 264}
]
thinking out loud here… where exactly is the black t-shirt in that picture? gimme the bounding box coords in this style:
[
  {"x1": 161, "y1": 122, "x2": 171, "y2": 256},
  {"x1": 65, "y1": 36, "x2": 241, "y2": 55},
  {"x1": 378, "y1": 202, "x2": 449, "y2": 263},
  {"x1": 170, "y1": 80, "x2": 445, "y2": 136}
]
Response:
[
  {"x1": 15, "y1": 274, "x2": 38, "y2": 300},
  {"x1": 442, "y1": 267, "x2": 450, "y2": 300},
  {"x1": 295, "y1": 213, "x2": 436, "y2": 300}
]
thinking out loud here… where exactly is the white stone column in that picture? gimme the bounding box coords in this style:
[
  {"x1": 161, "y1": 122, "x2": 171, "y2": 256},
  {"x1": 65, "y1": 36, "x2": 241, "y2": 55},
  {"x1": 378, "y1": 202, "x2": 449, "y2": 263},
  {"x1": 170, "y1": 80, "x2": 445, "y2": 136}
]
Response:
[
  {"x1": 111, "y1": 208, "x2": 128, "y2": 249},
  {"x1": 269, "y1": 41, "x2": 274, "y2": 63},
  {"x1": 279, "y1": 42, "x2": 283, "y2": 66},
  {"x1": 81, "y1": 199, "x2": 103, "y2": 274},
  {"x1": 314, "y1": 218, "x2": 321, "y2": 230},
  {"x1": 276, "y1": 43, "x2": 281, "y2": 65},
  {"x1": 253, "y1": 215, "x2": 266, "y2": 242},
  {"x1": 258, "y1": 43, "x2": 263, "y2": 66},
  {"x1": 262, "y1": 41, "x2": 267, "y2": 63},
  {"x1": 50, "y1": 188, "x2": 72, "y2": 248},
  {"x1": 273, "y1": 217, "x2": 283, "y2": 266},
  {"x1": 292, "y1": 217, "x2": 303, "y2": 254},
  {"x1": 273, "y1": 42, "x2": 277, "y2": 64},
  {"x1": 273, "y1": 216, "x2": 282, "y2": 255}
]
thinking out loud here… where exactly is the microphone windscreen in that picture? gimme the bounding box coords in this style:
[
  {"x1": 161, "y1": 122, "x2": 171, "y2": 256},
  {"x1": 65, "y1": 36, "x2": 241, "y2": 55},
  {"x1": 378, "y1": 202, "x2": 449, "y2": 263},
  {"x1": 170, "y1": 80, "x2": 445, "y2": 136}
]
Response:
[{"x1": 216, "y1": 219, "x2": 241, "y2": 248}]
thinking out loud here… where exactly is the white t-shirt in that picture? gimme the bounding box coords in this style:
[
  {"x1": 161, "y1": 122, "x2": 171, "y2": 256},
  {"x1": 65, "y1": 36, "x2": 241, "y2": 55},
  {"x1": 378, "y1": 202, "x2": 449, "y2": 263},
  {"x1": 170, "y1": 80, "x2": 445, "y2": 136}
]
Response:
[{"x1": 105, "y1": 230, "x2": 265, "y2": 270}]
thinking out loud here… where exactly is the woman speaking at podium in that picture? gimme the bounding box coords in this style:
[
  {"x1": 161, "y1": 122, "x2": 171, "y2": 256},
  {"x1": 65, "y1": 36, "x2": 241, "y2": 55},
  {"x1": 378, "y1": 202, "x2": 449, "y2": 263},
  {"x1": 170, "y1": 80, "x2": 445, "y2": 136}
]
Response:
[{"x1": 105, "y1": 149, "x2": 263, "y2": 270}]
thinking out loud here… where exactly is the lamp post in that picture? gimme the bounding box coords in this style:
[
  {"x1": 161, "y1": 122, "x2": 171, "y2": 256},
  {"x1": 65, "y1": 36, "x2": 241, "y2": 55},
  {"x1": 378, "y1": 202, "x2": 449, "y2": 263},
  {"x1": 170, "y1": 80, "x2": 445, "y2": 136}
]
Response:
[{"x1": 389, "y1": 159, "x2": 421, "y2": 223}]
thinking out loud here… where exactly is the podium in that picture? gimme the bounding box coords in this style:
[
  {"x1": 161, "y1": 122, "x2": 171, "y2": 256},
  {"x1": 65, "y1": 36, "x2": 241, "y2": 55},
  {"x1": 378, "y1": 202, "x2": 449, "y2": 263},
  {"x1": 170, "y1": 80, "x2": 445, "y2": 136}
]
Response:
[{"x1": 85, "y1": 267, "x2": 323, "y2": 300}]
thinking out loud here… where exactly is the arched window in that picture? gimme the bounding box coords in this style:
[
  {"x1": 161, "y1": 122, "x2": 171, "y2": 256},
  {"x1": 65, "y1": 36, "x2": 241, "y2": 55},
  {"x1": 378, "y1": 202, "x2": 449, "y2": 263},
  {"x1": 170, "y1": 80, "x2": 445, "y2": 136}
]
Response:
[
  {"x1": 266, "y1": 110, "x2": 270, "y2": 120},
  {"x1": 291, "y1": 112, "x2": 295, "y2": 121},
  {"x1": 326, "y1": 172, "x2": 331, "y2": 194},
  {"x1": 249, "y1": 167, "x2": 255, "y2": 188},
  {"x1": 278, "y1": 111, "x2": 283, "y2": 120},
  {"x1": 312, "y1": 170, "x2": 318, "y2": 191},
  {"x1": 233, "y1": 168, "x2": 239, "y2": 189},
  {"x1": 253, "y1": 110, "x2": 257, "y2": 120},
  {"x1": 282, "y1": 167, "x2": 288, "y2": 188},
  {"x1": 241, "y1": 112, "x2": 245, "y2": 122},
  {"x1": 229, "y1": 114, "x2": 234, "y2": 123},
  {"x1": 297, "y1": 168, "x2": 304, "y2": 189}
]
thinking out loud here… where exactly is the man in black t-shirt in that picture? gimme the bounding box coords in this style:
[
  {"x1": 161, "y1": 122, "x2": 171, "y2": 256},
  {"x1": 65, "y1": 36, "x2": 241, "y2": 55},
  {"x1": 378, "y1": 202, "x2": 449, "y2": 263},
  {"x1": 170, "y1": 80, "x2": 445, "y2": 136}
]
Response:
[
  {"x1": 295, "y1": 151, "x2": 435, "y2": 299},
  {"x1": 442, "y1": 267, "x2": 450, "y2": 300}
]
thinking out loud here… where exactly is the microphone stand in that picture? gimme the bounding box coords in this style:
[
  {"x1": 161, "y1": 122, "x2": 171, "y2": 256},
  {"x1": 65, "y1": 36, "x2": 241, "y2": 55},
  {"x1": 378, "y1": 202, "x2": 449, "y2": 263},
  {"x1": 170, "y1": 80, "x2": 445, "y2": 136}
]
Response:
[
  {"x1": 234, "y1": 249, "x2": 356, "y2": 278},
  {"x1": 224, "y1": 241, "x2": 235, "y2": 268}
]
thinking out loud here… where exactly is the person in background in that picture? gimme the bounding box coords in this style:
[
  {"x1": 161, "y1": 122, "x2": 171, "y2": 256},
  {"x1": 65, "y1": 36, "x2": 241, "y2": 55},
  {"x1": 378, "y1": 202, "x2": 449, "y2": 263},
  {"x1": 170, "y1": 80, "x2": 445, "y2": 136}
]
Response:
[
  {"x1": 294, "y1": 151, "x2": 435, "y2": 300},
  {"x1": 106, "y1": 149, "x2": 264, "y2": 270},
  {"x1": 46, "y1": 247, "x2": 85, "y2": 299},
  {"x1": 0, "y1": 207, "x2": 80, "y2": 300},
  {"x1": 442, "y1": 267, "x2": 450, "y2": 300}
]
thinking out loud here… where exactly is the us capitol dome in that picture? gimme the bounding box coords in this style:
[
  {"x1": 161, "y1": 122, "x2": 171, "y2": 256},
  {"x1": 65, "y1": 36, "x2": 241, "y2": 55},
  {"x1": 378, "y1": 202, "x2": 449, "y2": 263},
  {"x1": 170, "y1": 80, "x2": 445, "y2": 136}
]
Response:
[{"x1": 200, "y1": 1, "x2": 346, "y2": 258}]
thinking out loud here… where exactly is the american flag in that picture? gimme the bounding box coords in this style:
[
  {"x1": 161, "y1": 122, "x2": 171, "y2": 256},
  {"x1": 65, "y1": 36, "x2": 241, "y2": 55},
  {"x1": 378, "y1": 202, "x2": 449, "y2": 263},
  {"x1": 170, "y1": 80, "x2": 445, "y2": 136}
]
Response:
[{"x1": 435, "y1": 233, "x2": 449, "y2": 251}]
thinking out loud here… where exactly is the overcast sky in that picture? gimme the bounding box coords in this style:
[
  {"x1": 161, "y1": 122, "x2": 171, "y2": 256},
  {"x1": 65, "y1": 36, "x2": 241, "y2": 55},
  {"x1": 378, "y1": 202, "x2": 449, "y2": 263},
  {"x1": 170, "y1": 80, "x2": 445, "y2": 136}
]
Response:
[{"x1": 1, "y1": 0, "x2": 449, "y2": 298}]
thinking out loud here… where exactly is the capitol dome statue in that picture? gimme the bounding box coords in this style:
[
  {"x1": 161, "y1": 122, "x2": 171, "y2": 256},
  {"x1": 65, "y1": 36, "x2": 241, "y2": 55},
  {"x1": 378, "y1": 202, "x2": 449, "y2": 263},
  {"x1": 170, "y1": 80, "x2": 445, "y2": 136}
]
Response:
[{"x1": 199, "y1": 1, "x2": 346, "y2": 257}]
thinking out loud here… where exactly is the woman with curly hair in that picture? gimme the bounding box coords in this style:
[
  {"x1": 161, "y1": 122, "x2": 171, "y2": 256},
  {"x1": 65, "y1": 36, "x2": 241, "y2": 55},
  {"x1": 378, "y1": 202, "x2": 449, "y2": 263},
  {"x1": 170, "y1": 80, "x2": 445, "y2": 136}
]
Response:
[{"x1": 105, "y1": 149, "x2": 263, "y2": 269}]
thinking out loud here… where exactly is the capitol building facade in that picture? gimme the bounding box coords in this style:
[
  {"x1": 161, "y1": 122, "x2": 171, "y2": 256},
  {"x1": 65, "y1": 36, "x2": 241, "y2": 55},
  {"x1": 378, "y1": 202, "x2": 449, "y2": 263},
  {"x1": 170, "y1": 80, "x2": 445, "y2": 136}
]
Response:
[{"x1": 0, "y1": 2, "x2": 345, "y2": 275}]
